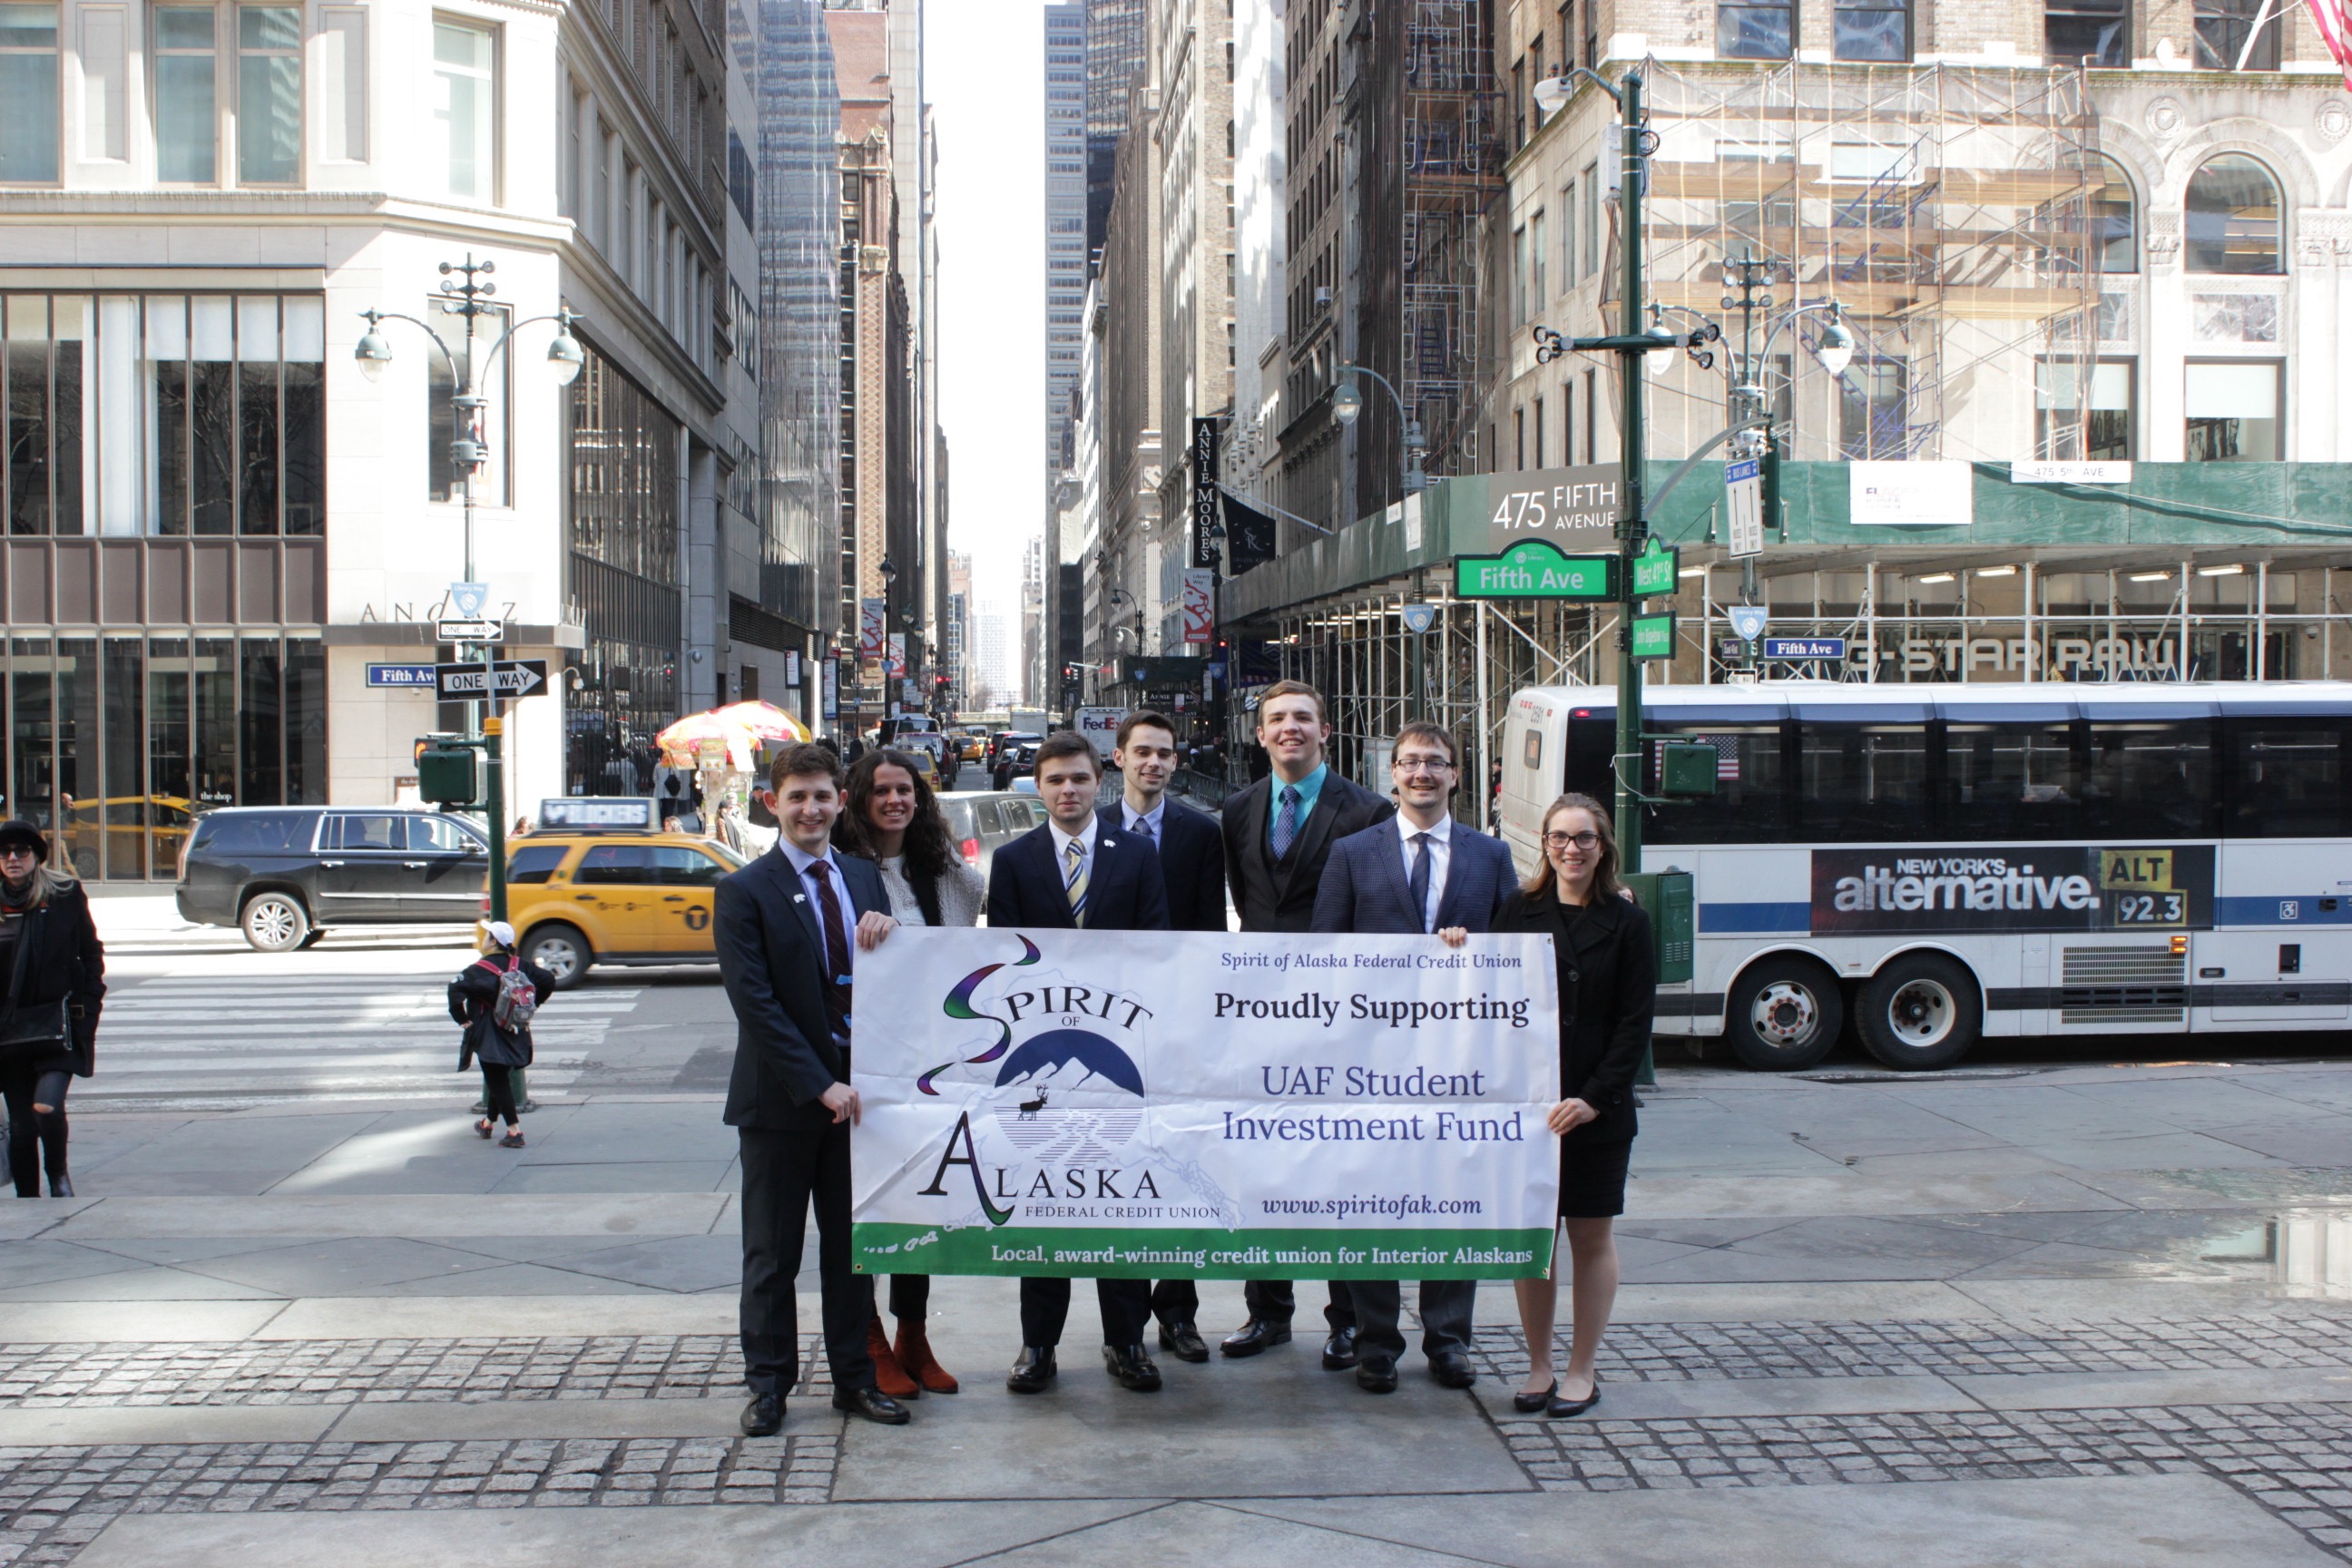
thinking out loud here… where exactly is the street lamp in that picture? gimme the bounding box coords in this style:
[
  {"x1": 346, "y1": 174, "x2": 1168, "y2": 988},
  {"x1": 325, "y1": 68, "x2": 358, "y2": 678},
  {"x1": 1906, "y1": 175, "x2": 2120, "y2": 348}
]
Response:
[
  {"x1": 353, "y1": 253, "x2": 583, "y2": 928},
  {"x1": 1330, "y1": 363, "x2": 1427, "y2": 495}
]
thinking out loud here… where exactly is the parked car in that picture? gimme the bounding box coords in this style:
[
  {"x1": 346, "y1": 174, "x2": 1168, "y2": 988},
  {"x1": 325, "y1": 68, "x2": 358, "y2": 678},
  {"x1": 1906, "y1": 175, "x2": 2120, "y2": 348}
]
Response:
[
  {"x1": 501, "y1": 827, "x2": 749, "y2": 987},
  {"x1": 936, "y1": 791, "x2": 1052, "y2": 877},
  {"x1": 176, "y1": 806, "x2": 491, "y2": 952}
]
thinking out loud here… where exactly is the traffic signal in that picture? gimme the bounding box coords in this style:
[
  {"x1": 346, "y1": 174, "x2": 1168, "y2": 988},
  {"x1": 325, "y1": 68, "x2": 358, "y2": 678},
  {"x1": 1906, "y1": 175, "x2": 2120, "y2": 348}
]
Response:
[{"x1": 416, "y1": 738, "x2": 485, "y2": 806}]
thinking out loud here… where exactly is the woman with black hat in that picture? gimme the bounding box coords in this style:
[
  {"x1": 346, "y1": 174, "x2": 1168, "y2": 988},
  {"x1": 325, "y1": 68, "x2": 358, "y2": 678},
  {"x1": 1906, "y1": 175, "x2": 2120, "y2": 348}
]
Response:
[
  {"x1": 0, "y1": 820, "x2": 105, "y2": 1198},
  {"x1": 448, "y1": 919, "x2": 554, "y2": 1148}
]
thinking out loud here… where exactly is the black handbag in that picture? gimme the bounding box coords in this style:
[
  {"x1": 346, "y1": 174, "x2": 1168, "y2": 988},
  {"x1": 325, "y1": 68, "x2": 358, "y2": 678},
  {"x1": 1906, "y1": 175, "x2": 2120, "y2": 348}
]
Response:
[{"x1": 0, "y1": 998, "x2": 70, "y2": 1065}]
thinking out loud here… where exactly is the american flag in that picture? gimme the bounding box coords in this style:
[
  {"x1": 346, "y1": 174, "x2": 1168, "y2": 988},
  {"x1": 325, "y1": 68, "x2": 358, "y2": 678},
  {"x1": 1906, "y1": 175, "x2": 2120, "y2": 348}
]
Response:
[
  {"x1": 2318, "y1": 0, "x2": 2352, "y2": 89},
  {"x1": 1656, "y1": 735, "x2": 1742, "y2": 781}
]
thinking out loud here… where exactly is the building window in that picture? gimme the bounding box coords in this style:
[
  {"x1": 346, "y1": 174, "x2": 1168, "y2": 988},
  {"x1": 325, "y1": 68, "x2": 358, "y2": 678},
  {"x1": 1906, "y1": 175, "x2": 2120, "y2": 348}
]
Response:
[
  {"x1": 432, "y1": 17, "x2": 495, "y2": 201},
  {"x1": 1513, "y1": 224, "x2": 1529, "y2": 323},
  {"x1": 2185, "y1": 155, "x2": 2282, "y2": 275},
  {"x1": 236, "y1": 5, "x2": 301, "y2": 184},
  {"x1": 2093, "y1": 158, "x2": 2135, "y2": 273},
  {"x1": 1833, "y1": 0, "x2": 1909, "y2": 60},
  {"x1": 1514, "y1": 407, "x2": 1525, "y2": 470},
  {"x1": 1562, "y1": 181, "x2": 1577, "y2": 285},
  {"x1": 2194, "y1": 0, "x2": 2279, "y2": 69},
  {"x1": 1720, "y1": 0, "x2": 1796, "y2": 59},
  {"x1": 2045, "y1": 0, "x2": 2127, "y2": 65},
  {"x1": 1581, "y1": 167, "x2": 1600, "y2": 278},
  {"x1": 1563, "y1": 381, "x2": 1575, "y2": 465},
  {"x1": 2034, "y1": 358, "x2": 2132, "y2": 460},
  {"x1": 2185, "y1": 361, "x2": 2280, "y2": 461},
  {"x1": 1531, "y1": 210, "x2": 1547, "y2": 309},
  {"x1": 0, "y1": 3, "x2": 59, "y2": 182},
  {"x1": 154, "y1": 5, "x2": 217, "y2": 183},
  {"x1": 1838, "y1": 357, "x2": 1908, "y2": 458},
  {"x1": 1533, "y1": 397, "x2": 1545, "y2": 468}
]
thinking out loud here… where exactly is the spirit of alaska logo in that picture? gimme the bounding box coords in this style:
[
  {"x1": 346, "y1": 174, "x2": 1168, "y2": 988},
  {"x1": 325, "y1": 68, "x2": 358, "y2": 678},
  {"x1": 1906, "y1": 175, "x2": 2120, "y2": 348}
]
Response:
[{"x1": 913, "y1": 935, "x2": 1159, "y2": 1226}]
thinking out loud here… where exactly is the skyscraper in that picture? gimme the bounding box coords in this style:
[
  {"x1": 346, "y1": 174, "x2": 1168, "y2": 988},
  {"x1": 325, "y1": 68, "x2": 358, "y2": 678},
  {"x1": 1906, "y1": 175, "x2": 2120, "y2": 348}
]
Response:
[
  {"x1": 1083, "y1": 0, "x2": 1148, "y2": 257},
  {"x1": 1044, "y1": 1, "x2": 1088, "y2": 534}
]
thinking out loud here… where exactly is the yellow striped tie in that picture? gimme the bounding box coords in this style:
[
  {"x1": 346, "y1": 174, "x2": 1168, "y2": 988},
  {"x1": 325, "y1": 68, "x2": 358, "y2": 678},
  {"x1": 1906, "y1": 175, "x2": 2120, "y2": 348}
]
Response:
[{"x1": 1063, "y1": 839, "x2": 1089, "y2": 926}]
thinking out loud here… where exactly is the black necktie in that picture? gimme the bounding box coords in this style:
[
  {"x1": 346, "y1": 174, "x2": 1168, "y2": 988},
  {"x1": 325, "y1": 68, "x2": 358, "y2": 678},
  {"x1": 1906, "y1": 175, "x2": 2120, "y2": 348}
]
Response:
[
  {"x1": 808, "y1": 861, "x2": 854, "y2": 1044},
  {"x1": 1409, "y1": 832, "x2": 1433, "y2": 933}
]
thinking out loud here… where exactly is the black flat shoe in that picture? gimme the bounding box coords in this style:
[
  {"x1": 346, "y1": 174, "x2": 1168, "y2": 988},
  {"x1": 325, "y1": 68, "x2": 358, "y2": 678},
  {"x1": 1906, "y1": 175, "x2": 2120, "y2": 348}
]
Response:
[
  {"x1": 1513, "y1": 1378, "x2": 1558, "y2": 1414},
  {"x1": 1429, "y1": 1349, "x2": 1478, "y2": 1389},
  {"x1": 1102, "y1": 1343, "x2": 1163, "y2": 1392},
  {"x1": 1355, "y1": 1355, "x2": 1398, "y2": 1394},
  {"x1": 46, "y1": 1175, "x2": 72, "y2": 1199},
  {"x1": 1321, "y1": 1326, "x2": 1359, "y2": 1370},
  {"x1": 1220, "y1": 1317, "x2": 1291, "y2": 1357},
  {"x1": 831, "y1": 1384, "x2": 911, "y2": 1425},
  {"x1": 740, "y1": 1392, "x2": 783, "y2": 1436},
  {"x1": 1157, "y1": 1318, "x2": 1209, "y2": 1364},
  {"x1": 1006, "y1": 1346, "x2": 1058, "y2": 1393},
  {"x1": 1548, "y1": 1373, "x2": 1602, "y2": 1419}
]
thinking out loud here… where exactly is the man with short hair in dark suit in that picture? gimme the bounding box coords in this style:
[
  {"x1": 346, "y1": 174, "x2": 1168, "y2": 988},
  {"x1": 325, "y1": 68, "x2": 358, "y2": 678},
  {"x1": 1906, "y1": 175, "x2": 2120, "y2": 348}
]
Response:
[
  {"x1": 1217, "y1": 679, "x2": 1396, "y2": 1367},
  {"x1": 1099, "y1": 708, "x2": 1228, "y2": 1363},
  {"x1": 989, "y1": 730, "x2": 1173, "y2": 1396},
  {"x1": 1311, "y1": 719, "x2": 1516, "y2": 1394},
  {"x1": 719, "y1": 742, "x2": 913, "y2": 1436}
]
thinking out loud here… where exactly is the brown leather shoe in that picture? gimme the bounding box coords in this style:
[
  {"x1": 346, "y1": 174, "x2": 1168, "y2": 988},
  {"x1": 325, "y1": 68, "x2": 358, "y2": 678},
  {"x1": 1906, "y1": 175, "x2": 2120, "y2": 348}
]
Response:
[
  {"x1": 867, "y1": 1313, "x2": 919, "y2": 1400},
  {"x1": 895, "y1": 1319, "x2": 960, "y2": 1394}
]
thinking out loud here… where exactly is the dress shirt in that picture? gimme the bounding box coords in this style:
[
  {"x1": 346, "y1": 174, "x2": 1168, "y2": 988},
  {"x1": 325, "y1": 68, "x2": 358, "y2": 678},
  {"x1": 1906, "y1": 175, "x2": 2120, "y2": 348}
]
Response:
[
  {"x1": 1266, "y1": 762, "x2": 1329, "y2": 849},
  {"x1": 778, "y1": 839, "x2": 856, "y2": 981},
  {"x1": 1122, "y1": 796, "x2": 1167, "y2": 847},
  {"x1": 1397, "y1": 812, "x2": 1454, "y2": 933}
]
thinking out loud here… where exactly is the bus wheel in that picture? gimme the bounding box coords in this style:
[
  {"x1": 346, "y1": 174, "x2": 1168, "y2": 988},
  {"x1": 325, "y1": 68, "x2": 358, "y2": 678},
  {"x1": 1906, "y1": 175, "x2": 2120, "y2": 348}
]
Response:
[
  {"x1": 1724, "y1": 956, "x2": 1844, "y2": 1072},
  {"x1": 1857, "y1": 954, "x2": 1980, "y2": 1071}
]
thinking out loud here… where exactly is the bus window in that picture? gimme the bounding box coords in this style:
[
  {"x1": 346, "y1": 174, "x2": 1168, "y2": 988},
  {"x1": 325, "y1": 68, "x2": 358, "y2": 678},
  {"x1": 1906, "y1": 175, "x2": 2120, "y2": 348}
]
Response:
[
  {"x1": 2080, "y1": 720, "x2": 2217, "y2": 839},
  {"x1": 1798, "y1": 723, "x2": 1929, "y2": 843},
  {"x1": 1945, "y1": 722, "x2": 2081, "y2": 841},
  {"x1": 1643, "y1": 724, "x2": 1790, "y2": 845},
  {"x1": 2224, "y1": 719, "x2": 2345, "y2": 838}
]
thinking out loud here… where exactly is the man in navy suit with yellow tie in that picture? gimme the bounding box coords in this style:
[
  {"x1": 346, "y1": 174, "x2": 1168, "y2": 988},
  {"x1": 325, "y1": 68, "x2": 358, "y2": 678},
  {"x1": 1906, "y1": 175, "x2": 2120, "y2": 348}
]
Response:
[
  {"x1": 1311, "y1": 720, "x2": 1516, "y2": 1394},
  {"x1": 988, "y1": 731, "x2": 1171, "y2": 1395}
]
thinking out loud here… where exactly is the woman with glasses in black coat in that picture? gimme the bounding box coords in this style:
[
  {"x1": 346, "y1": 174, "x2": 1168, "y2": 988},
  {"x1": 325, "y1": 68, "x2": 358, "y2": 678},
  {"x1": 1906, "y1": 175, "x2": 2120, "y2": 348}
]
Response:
[{"x1": 1491, "y1": 793, "x2": 1655, "y2": 1419}]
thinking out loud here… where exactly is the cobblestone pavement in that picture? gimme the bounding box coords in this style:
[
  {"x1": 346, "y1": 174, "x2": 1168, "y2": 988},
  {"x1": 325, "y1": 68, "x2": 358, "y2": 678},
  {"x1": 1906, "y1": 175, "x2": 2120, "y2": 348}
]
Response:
[
  {"x1": 1496, "y1": 1402, "x2": 2352, "y2": 1557},
  {"x1": 1475, "y1": 1312, "x2": 2352, "y2": 1383},
  {"x1": 0, "y1": 1434, "x2": 838, "y2": 1566}
]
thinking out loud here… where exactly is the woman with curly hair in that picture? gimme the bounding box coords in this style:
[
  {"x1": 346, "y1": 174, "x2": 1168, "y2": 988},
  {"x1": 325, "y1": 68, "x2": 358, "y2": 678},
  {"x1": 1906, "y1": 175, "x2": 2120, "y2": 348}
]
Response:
[{"x1": 832, "y1": 749, "x2": 984, "y2": 1397}]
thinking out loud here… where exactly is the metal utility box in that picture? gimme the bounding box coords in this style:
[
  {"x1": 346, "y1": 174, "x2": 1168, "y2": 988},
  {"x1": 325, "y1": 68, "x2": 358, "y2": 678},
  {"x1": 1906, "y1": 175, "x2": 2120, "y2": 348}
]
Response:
[
  {"x1": 416, "y1": 742, "x2": 485, "y2": 808},
  {"x1": 1622, "y1": 869, "x2": 1695, "y2": 985},
  {"x1": 1656, "y1": 741, "x2": 1720, "y2": 798}
]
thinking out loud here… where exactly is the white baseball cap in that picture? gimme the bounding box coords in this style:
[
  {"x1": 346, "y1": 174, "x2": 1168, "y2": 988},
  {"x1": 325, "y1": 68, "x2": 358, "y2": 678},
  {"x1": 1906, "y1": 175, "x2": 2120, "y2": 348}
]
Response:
[{"x1": 484, "y1": 920, "x2": 517, "y2": 948}]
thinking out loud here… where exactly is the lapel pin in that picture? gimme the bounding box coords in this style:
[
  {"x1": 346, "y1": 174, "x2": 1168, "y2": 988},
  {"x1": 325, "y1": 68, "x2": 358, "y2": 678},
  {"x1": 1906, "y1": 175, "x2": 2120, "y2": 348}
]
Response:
[{"x1": 792, "y1": 894, "x2": 808, "y2": 905}]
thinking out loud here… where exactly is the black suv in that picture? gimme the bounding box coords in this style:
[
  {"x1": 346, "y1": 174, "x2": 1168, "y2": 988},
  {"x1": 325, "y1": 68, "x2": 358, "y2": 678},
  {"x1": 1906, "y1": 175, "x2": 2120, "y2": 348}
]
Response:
[{"x1": 175, "y1": 806, "x2": 491, "y2": 951}]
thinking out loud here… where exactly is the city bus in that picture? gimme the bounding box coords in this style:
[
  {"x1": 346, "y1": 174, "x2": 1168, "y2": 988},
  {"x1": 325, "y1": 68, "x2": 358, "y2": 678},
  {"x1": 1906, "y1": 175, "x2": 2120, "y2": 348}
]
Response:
[{"x1": 1500, "y1": 681, "x2": 2351, "y2": 1071}]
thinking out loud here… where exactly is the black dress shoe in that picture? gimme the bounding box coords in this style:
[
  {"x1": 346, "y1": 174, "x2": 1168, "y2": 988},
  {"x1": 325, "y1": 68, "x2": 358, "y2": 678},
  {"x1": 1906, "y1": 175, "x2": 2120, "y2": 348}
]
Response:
[
  {"x1": 1102, "y1": 1344, "x2": 1163, "y2": 1392},
  {"x1": 1429, "y1": 1349, "x2": 1478, "y2": 1389},
  {"x1": 1157, "y1": 1318, "x2": 1209, "y2": 1363},
  {"x1": 1006, "y1": 1346, "x2": 1059, "y2": 1393},
  {"x1": 46, "y1": 1175, "x2": 72, "y2": 1199},
  {"x1": 1512, "y1": 1377, "x2": 1558, "y2": 1414},
  {"x1": 1219, "y1": 1317, "x2": 1292, "y2": 1357},
  {"x1": 1548, "y1": 1373, "x2": 1602, "y2": 1419},
  {"x1": 740, "y1": 1392, "x2": 783, "y2": 1436},
  {"x1": 831, "y1": 1384, "x2": 911, "y2": 1425},
  {"x1": 1355, "y1": 1355, "x2": 1398, "y2": 1394},
  {"x1": 1320, "y1": 1326, "x2": 1359, "y2": 1370}
]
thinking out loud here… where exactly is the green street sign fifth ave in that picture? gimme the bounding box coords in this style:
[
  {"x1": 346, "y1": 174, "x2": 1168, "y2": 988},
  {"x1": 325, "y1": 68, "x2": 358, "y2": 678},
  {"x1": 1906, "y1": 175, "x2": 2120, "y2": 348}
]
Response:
[{"x1": 1454, "y1": 538, "x2": 1616, "y2": 600}]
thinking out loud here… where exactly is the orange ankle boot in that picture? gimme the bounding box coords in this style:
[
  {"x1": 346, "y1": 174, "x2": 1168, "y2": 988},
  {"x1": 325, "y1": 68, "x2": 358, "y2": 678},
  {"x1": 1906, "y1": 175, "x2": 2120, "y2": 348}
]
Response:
[
  {"x1": 867, "y1": 1313, "x2": 919, "y2": 1399},
  {"x1": 895, "y1": 1319, "x2": 960, "y2": 1394}
]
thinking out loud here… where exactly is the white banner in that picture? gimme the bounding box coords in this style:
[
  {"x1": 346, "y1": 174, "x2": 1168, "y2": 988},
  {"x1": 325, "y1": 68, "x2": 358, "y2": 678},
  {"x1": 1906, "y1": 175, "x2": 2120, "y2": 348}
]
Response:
[{"x1": 852, "y1": 928, "x2": 1560, "y2": 1280}]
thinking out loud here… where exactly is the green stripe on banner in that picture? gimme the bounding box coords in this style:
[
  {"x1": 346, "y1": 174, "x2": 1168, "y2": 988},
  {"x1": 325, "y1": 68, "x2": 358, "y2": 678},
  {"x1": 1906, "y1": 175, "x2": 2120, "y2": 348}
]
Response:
[{"x1": 853, "y1": 1223, "x2": 1556, "y2": 1280}]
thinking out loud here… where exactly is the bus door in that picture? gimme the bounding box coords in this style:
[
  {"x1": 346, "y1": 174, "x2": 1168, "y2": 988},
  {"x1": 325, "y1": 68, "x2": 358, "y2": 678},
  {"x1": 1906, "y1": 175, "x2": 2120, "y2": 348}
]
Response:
[{"x1": 2203, "y1": 717, "x2": 2351, "y2": 1025}]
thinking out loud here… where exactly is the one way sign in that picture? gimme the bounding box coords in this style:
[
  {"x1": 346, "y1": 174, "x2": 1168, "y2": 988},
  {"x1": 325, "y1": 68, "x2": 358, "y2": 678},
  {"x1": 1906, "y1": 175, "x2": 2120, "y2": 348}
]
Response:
[{"x1": 435, "y1": 660, "x2": 549, "y2": 700}]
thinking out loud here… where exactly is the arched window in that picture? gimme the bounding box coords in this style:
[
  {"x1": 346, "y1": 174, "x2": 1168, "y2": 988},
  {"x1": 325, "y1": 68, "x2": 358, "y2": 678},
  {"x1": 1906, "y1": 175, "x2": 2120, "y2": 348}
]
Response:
[
  {"x1": 2094, "y1": 158, "x2": 2136, "y2": 273},
  {"x1": 2184, "y1": 155, "x2": 2282, "y2": 275}
]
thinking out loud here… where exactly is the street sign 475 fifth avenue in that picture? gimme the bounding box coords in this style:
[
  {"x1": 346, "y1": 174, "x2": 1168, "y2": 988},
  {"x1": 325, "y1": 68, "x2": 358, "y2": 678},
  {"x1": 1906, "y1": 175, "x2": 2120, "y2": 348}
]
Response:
[{"x1": 1479, "y1": 463, "x2": 1622, "y2": 552}]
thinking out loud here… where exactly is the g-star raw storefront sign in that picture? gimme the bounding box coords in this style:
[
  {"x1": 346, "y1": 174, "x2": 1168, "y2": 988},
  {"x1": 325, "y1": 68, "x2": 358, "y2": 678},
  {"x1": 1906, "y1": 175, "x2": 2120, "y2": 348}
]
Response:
[
  {"x1": 1810, "y1": 845, "x2": 2215, "y2": 935},
  {"x1": 852, "y1": 930, "x2": 1561, "y2": 1280}
]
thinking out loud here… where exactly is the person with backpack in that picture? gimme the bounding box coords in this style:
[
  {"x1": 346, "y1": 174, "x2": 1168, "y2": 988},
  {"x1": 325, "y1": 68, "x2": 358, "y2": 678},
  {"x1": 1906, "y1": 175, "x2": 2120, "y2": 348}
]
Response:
[{"x1": 449, "y1": 920, "x2": 555, "y2": 1148}]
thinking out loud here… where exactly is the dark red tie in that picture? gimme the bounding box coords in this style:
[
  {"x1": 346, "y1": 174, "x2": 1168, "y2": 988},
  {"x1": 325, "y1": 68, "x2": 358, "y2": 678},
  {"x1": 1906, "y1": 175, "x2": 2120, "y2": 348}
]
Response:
[{"x1": 809, "y1": 860, "x2": 853, "y2": 1043}]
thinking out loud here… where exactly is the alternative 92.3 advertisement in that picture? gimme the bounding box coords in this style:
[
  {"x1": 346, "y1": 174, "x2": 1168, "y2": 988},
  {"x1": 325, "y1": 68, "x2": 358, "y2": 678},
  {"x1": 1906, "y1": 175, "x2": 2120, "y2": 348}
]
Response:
[{"x1": 1809, "y1": 846, "x2": 2215, "y2": 935}]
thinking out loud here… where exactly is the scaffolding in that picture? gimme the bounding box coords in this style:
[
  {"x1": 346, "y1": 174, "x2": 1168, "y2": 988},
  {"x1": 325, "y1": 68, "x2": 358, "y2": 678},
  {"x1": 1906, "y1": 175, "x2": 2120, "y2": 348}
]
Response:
[{"x1": 1633, "y1": 62, "x2": 2102, "y2": 465}]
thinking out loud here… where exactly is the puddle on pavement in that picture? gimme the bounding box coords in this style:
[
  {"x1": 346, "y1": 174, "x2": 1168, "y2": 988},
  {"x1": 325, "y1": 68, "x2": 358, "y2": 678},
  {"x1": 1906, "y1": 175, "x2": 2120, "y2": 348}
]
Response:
[{"x1": 2193, "y1": 1208, "x2": 2352, "y2": 1298}]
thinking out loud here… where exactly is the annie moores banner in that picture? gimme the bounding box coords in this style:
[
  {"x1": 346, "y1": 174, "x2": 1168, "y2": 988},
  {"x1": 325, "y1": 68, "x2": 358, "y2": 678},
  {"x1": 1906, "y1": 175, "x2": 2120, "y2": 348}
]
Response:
[{"x1": 850, "y1": 930, "x2": 1562, "y2": 1280}]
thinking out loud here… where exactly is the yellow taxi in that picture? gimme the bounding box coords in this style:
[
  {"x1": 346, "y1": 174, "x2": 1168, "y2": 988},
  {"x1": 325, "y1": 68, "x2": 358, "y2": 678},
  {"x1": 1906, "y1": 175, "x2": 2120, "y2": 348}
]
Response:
[{"x1": 495, "y1": 799, "x2": 749, "y2": 987}]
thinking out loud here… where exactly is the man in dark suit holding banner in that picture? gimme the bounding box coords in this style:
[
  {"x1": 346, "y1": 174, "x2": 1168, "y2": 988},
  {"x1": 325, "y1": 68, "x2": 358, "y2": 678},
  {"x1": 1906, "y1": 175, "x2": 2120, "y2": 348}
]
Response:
[
  {"x1": 1098, "y1": 709, "x2": 1228, "y2": 1363},
  {"x1": 989, "y1": 732, "x2": 1172, "y2": 1395},
  {"x1": 1310, "y1": 719, "x2": 1517, "y2": 1393},
  {"x1": 1216, "y1": 680, "x2": 1395, "y2": 1367}
]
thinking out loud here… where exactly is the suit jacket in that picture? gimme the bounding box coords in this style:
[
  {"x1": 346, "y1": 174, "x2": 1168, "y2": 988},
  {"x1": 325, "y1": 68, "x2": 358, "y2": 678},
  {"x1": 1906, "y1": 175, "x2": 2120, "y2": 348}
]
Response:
[
  {"x1": 1098, "y1": 797, "x2": 1227, "y2": 931},
  {"x1": 1221, "y1": 770, "x2": 1396, "y2": 933},
  {"x1": 987, "y1": 819, "x2": 1171, "y2": 933},
  {"x1": 1491, "y1": 889, "x2": 1655, "y2": 1142},
  {"x1": 1309, "y1": 818, "x2": 1517, "y2": 936},
  {"x1": 717, "y1": 844, "x2": 889, "y2": 1131}
]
